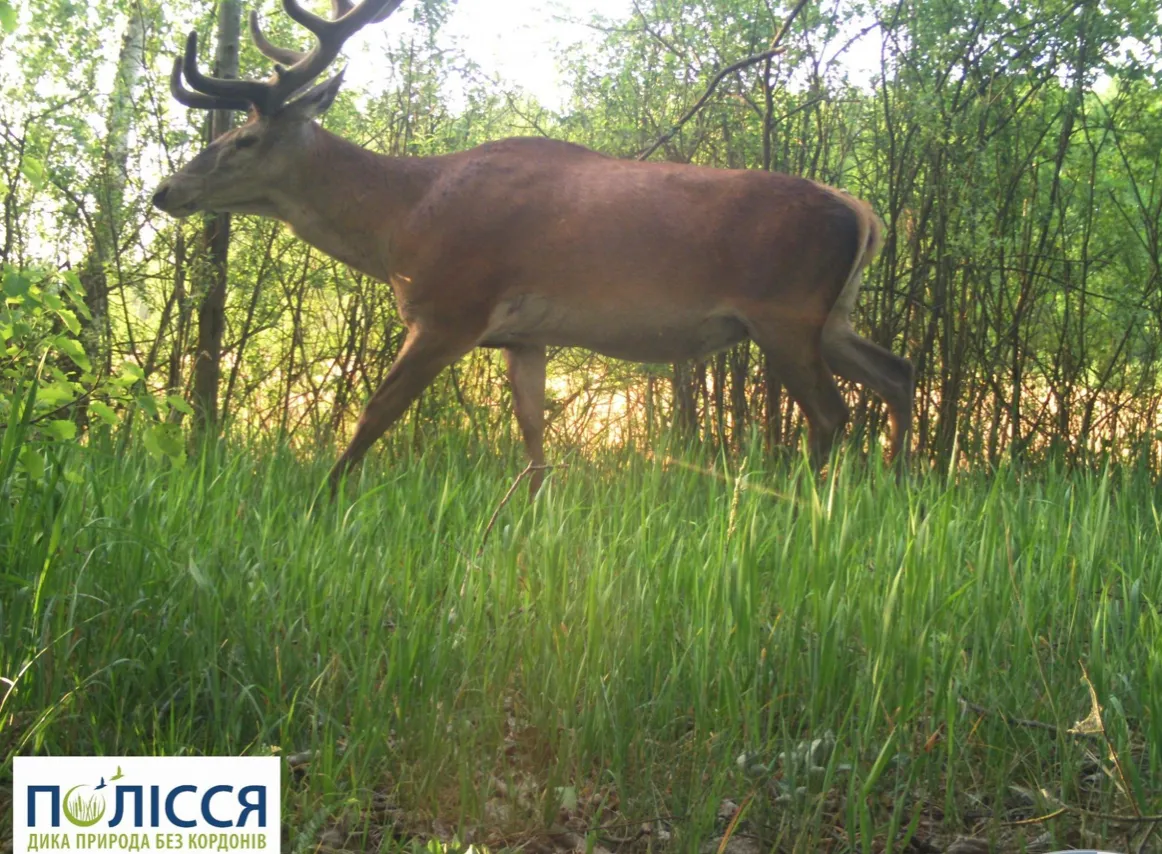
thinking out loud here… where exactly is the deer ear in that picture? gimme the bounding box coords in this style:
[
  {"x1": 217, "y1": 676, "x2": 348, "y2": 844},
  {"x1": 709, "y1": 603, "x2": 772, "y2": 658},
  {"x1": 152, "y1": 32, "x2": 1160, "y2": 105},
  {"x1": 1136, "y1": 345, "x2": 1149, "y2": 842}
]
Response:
[{"x1": 280, "y1": 69, "x2": 345, "y2": 121}]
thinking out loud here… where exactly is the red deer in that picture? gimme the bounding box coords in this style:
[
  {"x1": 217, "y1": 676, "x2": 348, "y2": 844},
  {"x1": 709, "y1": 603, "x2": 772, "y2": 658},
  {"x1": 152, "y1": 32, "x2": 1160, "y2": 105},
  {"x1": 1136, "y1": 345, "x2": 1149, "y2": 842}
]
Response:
[{"x1": 151, "y1": 0, "x2": 914, "y2": 495}]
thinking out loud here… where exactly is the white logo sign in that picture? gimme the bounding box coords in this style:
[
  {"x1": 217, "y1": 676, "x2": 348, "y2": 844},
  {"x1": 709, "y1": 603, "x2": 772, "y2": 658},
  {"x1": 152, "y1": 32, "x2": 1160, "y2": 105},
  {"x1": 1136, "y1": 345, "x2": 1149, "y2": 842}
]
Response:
[{"x1": 13, "y1": 757, "x2": 280, "y2": 854}]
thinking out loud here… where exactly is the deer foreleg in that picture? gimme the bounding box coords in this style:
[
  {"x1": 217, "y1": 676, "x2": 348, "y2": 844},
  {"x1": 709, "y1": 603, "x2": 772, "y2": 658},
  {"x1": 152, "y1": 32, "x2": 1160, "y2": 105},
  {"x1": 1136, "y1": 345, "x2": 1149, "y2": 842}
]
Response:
[{"x1": 329, "y1": 326, "x2": 475, "y2": 494}]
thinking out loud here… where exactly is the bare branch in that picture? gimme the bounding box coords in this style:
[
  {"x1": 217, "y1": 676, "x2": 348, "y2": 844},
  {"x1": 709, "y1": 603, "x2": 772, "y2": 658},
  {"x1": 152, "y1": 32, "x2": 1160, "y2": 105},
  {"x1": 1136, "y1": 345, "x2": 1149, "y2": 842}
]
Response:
[{"x1": 637, "y1": 0, "x2": 811, "y2": 161}]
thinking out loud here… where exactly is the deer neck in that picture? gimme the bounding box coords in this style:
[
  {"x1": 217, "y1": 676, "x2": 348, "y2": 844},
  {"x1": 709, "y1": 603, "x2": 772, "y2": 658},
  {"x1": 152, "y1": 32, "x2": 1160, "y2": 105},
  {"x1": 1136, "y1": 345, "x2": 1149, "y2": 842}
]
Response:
[{"x1": 270, "y1": 125, "x2": 437, "y2": 281}]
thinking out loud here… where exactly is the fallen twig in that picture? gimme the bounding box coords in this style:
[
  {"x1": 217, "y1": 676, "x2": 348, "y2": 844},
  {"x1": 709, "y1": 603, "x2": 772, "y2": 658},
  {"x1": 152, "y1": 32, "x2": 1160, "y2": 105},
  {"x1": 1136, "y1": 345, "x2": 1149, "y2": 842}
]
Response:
[
  {"x1": 1003, "y1": 806, "x2": 1162, "y2": 827},
  {"x1": 1002, "y1": 808, "x2": 1068, "y2": 826},
  {"x1": 958, "y1": 697, "x2": 1098, "y2": 738}
]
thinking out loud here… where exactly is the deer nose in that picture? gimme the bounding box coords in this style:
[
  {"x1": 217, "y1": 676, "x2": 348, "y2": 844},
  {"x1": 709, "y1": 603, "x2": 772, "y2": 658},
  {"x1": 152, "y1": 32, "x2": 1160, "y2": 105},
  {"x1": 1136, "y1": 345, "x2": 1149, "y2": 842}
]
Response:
[{"x1": 151, "y1": 184, "x2": 170, "y2": 209}]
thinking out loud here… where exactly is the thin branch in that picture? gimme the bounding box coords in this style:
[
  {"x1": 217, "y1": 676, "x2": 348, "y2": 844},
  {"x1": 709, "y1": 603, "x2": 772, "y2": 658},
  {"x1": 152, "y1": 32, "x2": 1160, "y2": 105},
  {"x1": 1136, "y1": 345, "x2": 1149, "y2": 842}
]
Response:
[
  {"x1": 503, "y1": 90, "x2": 554, "y2": 138},
  {"x1": 630, "y1": 0, "x2": 694, "y2": 70},
  {"x1": 637, "y1": 0, "x2": 810, "y2": 161},
  {"x1": 0, "y1": 374, "x2": 105, "y2": 432},
  {"x1": 477, "y1": 462, "x2": 563, "y2": 555}
]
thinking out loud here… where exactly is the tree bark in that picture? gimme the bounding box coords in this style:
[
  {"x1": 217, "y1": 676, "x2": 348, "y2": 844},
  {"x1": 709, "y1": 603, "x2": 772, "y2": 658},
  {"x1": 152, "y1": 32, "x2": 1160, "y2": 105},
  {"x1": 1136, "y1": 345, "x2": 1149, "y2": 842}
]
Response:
[
  {"x1": 78, "y1": 6, "x2": 145, "y2": 377},
  {"x1": 192, "y1": 0, "x2": 241, "y2": 434}
]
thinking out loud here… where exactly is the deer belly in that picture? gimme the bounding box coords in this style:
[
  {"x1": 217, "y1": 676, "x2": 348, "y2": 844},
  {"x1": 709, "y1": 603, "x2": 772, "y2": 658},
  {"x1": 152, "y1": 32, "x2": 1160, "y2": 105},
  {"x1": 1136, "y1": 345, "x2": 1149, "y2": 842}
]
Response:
[{"x1": 482, "y1": 295, "x2": 748, "y2": 363}]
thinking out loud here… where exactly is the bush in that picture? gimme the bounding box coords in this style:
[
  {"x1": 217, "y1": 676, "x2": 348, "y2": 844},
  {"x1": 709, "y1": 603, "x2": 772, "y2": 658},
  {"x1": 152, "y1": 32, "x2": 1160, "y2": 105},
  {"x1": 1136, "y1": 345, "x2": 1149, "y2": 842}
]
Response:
[{"x1": 1, "y1": 263, "x2": 192, "y2": 493}]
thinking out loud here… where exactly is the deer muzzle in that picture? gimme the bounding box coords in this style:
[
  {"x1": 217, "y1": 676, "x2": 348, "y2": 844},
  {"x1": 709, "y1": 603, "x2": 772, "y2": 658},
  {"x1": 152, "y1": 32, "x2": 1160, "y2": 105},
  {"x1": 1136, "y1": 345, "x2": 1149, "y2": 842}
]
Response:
[{"x1": 151, "y1": 180, "x2": 198, "y2": 217}]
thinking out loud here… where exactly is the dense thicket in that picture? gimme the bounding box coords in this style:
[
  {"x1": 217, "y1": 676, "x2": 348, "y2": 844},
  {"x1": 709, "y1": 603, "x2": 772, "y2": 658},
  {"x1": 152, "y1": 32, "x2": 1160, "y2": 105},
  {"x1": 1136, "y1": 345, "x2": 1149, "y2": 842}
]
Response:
[{"x1": 3, "y1": 0, "x2": 1161, "y2": 469}]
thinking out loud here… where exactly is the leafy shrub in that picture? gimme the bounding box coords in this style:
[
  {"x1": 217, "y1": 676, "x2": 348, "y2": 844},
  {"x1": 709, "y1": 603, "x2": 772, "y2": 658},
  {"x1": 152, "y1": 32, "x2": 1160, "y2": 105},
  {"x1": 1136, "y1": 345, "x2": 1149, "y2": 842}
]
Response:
[{"x1": 1, "y1": 263, "x2": 193, "y2": 490}]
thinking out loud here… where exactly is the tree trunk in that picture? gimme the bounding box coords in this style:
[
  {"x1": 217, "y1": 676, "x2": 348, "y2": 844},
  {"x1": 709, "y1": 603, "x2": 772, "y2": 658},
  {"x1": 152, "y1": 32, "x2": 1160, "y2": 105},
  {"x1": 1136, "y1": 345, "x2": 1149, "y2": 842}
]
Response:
[
  {"x1": 192, "y1": 0, "x2": 241, "y2": 433},
  {"x1": 78, "y1": 6, "x2": 145, "y2": 377},
  {"x1": 671, "y1": 362, "x2": 699, "y2": 441}
]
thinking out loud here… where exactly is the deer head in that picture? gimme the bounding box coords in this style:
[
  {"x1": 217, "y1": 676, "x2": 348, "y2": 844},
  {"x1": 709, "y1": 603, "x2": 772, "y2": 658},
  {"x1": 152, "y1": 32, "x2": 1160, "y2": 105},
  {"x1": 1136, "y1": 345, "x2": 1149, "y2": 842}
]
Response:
[{"x1": 151, "y1": 0, "x2": 400, "y2": 218}]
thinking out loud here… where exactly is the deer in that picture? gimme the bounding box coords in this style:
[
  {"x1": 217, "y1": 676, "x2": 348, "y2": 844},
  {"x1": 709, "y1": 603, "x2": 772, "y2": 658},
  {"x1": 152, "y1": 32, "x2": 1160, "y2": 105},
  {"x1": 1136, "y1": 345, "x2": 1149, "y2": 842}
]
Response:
[{"x1": 150, "y1": 0, "x2": 915, "y2": 496}]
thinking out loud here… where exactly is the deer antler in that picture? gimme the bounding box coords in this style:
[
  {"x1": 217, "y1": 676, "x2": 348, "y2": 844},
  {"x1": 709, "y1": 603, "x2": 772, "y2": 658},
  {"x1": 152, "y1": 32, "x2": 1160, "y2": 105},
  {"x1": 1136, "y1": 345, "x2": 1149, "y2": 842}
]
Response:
[{"x1": 171, "y1": 0, "x2": 402, "y2": 115}]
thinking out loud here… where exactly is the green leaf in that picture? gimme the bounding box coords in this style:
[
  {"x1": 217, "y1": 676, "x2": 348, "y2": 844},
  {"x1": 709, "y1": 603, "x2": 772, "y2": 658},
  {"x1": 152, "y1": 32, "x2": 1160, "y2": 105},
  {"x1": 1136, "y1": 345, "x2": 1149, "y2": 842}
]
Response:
[
  {"x1": 89, "y1": 400, "x2": 119, "y2": 425},
  {"x1": 120, "y1": 360, "x2": 145, "y2": 382},
  {"x1": 142, "y1": 424, "x2": 162, "y2": 458},
  {"x1": 20, "y1": 157, "x2": 46, "y2": 191},
  {"x1": 167, "y1": 395, "x2": 195, "y2": 416},
  {"x1": 136, "y1": 393, "x2": 159, "y2": 419},
  {"x1": 45, "y1": 419, "x2": 77, "y2": 441},
  {"x1": 3, "y1": 270, "x2": 31, "y2": 298},
  {"x1": 143, "y1": 423, "x2": 184, "y2": 460},
  {"x1": 0, "y1": 0, "x2": 16, "y2": 34},
  {"x1": 19, "y1": 446, "x2": 45, "y2": 480},
  {"x1": 56, "y1": 308, "x2": 80, "y2": 334},
  {"x1": 156, "y1": 423, "x2": 184, "y2": 456},
  {"x1": 59, "y1": 271, "x2": 93, "y2": 320},
  {"x1": 42, "y1": 291, "x2": 63, "y2": 310},
  {"x1": 37, "y1": 380, "x2": 75, "y2": 407},
  {"x1": 55, "y1": 336, "x2": 91, "y2": 371}
]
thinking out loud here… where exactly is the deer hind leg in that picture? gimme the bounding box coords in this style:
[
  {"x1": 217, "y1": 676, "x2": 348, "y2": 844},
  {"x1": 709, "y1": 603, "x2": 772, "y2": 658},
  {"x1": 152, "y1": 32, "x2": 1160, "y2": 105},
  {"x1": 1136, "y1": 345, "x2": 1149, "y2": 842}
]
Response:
[
  {"x1": 821, "y1": 321, "x2": 914, "y2": 465},
  {"x1": 329, "y1": 325, "x2": 477, "y2": 494},
  {"x1": 747, "y1": 316, "x2": 849, "y2": 468},
  {"x1": 504, "y1": 345, "x2": 548, "y2": 497}
]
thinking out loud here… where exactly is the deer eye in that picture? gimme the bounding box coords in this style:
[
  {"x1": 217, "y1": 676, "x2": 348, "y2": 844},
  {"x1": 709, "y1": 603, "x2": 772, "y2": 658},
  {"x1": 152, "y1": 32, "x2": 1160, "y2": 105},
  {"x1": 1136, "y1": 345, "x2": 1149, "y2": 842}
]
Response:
[{"x1": 234, "y1": 136, "x2": 258, "y2": 149}]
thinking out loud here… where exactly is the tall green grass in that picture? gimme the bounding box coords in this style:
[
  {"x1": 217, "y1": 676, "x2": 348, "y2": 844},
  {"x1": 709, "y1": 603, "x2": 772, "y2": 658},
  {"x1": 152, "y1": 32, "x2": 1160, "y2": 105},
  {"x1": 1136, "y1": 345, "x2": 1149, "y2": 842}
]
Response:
[{"x1": 2, "y1": 432, "x2": 1160, "y2": 852}]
